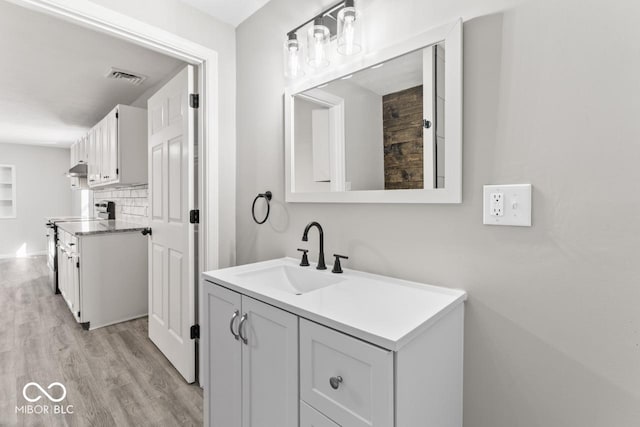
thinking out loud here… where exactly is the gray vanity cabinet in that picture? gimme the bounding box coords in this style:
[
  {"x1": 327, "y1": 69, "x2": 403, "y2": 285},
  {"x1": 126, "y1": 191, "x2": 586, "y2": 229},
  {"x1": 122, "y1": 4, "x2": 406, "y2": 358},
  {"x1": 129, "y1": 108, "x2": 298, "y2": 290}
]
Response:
[{"x1": 204, "y1": 283, "x2": 299, "y2": 427}]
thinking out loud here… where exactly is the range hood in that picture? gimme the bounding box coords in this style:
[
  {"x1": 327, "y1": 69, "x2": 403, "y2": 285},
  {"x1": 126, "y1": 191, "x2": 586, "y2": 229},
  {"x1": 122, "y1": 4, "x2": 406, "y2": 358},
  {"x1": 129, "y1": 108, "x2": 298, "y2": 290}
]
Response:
[{"x1": 68, "y1": 163, "x2": 88, "y2": 178}]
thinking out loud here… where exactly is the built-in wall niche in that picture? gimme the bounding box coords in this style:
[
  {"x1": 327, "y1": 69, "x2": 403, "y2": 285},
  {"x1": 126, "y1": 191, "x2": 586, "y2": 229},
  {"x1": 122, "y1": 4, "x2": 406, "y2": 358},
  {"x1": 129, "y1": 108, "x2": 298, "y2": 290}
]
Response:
[{"x1": 0, "y1": 165, "x2": 16, "y2": 218}]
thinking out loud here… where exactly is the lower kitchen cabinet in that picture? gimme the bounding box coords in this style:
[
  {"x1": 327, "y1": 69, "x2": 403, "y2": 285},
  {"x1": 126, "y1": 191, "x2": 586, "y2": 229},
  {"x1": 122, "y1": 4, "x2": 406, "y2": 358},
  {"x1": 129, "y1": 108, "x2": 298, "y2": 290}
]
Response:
[
  {"x1": 204, "y1": 284, "x2": 298, "y2": 427},
  {"x1": 56, "y1": 227, "x2": 148, "y2": 330}
]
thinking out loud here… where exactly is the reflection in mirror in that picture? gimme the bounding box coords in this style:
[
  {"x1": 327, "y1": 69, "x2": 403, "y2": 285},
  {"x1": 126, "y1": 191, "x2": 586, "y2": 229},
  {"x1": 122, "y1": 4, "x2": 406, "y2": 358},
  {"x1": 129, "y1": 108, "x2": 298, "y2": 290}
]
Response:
[{"x1": 292, "y1": 42, "x2": 445, "y2": 193}]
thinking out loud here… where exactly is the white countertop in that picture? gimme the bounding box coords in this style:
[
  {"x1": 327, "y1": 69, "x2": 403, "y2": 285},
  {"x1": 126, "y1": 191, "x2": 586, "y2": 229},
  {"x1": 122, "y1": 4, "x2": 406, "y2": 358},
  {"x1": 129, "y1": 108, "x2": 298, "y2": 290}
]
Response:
[{"x1": 202, "y1": 257, "x2": 466, "y2": 351}]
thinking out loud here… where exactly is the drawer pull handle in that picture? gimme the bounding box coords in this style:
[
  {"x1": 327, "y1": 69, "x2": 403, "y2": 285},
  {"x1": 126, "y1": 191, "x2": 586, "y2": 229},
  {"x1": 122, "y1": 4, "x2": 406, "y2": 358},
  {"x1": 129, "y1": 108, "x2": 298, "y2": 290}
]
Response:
[
  {"x1": 238, "y1": 313, "x2": 248, "y2": 344},
  {"x1": 329, "y1": 376, "x2": 343, "y2": 390},
  {"x1": 229, "y1": 310, "x2": 240, "y2": 340}
]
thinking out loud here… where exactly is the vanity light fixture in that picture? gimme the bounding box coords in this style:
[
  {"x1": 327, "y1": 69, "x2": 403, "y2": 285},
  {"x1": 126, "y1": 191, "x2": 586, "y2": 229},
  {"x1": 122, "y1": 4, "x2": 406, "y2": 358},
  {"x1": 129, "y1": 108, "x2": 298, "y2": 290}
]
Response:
[{"x1": 283, "y1": 0, "x2": 363, "y2": 79}]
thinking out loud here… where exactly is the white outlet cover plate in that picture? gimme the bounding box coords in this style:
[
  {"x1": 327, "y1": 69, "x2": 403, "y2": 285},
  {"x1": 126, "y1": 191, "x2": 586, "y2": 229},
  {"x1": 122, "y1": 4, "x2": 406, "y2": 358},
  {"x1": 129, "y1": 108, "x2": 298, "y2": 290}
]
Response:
[{"x1": 483, "y1": 184, "x2": 532, "y2": 226}]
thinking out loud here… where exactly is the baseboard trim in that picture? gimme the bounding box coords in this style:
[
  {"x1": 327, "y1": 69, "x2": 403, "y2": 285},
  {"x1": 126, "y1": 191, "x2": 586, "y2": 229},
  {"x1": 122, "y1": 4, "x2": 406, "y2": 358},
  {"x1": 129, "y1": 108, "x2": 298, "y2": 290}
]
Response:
[{"x1": 0, "y1": 251, "x2": 48, "y2": 260}]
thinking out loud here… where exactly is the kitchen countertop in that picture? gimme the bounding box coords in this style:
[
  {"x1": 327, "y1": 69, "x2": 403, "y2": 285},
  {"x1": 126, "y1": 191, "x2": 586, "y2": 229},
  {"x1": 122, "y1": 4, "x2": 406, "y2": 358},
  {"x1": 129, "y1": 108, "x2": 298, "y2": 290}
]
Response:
[
  {"x1": 203, "y1": 257, "x2": 467, "y2": 351},
  {"x1": 57, "y1": 220, "x2": 147, "y2": 236},
  {"x1": 46, "y1": 216, "x2": 100, "y2": 224}
]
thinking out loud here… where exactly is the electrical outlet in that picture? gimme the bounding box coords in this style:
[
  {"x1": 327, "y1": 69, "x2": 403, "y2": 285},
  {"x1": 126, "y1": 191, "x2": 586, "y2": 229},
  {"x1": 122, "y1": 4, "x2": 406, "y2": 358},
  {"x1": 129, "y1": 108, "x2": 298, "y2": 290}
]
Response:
[
  {"x1": 490, "y1": 192, "x2": 504, "y2": 216},
  {"x1": 483, "y1": 184, "x2": 532, "y2": 226}
]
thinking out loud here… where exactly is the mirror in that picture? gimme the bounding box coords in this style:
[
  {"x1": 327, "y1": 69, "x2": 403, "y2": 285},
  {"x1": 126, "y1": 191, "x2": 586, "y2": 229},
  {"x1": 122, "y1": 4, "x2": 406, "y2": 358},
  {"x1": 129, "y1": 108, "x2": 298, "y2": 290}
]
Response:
[
  {"x1": 294, "y1": 43, "x2": 445, "y2": 193},
  {"x1": 285, "y1": 19, "x2": 462, "y2": 203}
]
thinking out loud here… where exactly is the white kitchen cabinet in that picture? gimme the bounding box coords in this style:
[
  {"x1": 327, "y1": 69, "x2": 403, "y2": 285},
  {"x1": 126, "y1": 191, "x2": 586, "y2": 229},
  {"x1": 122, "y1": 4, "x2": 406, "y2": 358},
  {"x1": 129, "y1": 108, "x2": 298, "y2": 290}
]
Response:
[
  {"x1": 57, "y1": 231, "x2": 80, "y2": 321},
  {"x1": 87, "y1": 127, "x2": 100, "y2": 185},
  {"x1": 88, "y1": 104, "x2": 147, "y2": 188},
  {"x1": 69, "y1": 136, "x2": 88, "y2": 190},
  {"x1": 55, "y1": 224, "x2": 148, "y2": 330},
  {"x1": 70, "y1": 104, "x2": 145, "y2": 188},
  {"x1": 204, "y1": 284, "x2": 299, "y2": 427}
]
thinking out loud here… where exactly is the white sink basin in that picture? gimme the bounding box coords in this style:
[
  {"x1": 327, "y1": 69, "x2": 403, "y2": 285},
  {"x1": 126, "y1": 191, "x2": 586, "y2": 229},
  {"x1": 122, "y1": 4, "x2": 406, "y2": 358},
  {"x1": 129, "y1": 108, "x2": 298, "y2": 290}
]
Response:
[{"x1": 235, "y1": 264, "x2": 344, "y2": 295}]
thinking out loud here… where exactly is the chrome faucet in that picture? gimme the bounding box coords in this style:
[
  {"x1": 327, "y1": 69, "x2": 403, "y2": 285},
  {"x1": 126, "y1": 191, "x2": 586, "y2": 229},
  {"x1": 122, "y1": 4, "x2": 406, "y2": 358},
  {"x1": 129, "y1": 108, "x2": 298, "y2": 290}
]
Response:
[{"x1": 301, "y1": 221, "x2": 326, "y2": 270}]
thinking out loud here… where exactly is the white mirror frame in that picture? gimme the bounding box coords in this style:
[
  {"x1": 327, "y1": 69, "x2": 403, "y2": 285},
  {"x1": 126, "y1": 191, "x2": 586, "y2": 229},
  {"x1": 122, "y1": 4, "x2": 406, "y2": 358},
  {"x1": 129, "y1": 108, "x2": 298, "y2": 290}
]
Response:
[{"x1": 285, "y1": 18, "x2": 463, "y2": 203}]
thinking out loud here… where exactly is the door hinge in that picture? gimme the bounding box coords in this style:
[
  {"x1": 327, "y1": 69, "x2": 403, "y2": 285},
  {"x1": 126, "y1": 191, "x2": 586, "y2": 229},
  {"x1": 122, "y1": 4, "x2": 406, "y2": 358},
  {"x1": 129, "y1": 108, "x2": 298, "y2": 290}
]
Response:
[
  {"x1": 116, "y1": 168, "x2": 119, "y2": 175},
  {"x1": 189, "y1": 209, "x2": 199, "y2": 224},
  {"x1": 76, "y1": 261, "x2": 80, "y2": 268},
  {"x1": 190, "y1": 94, "x2": 199, "y2": 109},
  {"x1": 190, "y1": 324, "x2": 200, "y2": 339},
  {"x1": 77, "y1": 311, "x2": 80, "y2": 318},
  {"x1": 115, "y1": 111, "x2": 119, "y2": 119}
]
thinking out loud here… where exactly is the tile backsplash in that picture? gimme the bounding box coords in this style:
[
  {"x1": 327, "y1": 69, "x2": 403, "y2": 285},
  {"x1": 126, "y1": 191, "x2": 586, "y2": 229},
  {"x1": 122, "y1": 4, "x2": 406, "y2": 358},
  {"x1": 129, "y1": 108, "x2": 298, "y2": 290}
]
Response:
[{"x1": 93, "y1": 184, "x2": 148, "y2": 225}]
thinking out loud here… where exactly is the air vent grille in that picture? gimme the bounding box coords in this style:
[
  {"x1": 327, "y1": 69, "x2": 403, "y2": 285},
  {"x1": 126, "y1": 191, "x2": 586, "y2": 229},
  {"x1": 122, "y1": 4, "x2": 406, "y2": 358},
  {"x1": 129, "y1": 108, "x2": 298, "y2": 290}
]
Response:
[{"x1": 105, "y1": 67, "x2": 147, "y2": 86}]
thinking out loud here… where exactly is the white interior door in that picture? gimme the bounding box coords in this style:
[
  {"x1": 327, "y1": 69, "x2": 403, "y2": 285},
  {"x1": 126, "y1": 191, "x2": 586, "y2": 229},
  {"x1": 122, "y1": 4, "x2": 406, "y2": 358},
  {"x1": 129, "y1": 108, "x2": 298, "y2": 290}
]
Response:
[{"x1": 147, "y1": 65, "x2": 197, "y2": 383}]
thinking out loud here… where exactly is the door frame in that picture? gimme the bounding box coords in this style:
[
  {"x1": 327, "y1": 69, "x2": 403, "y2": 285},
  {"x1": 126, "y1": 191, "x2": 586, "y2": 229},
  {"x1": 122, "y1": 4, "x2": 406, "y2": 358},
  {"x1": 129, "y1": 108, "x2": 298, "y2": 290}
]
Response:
[{"x1": 10, "y1": 0, "x2": 236, "y2": 382}]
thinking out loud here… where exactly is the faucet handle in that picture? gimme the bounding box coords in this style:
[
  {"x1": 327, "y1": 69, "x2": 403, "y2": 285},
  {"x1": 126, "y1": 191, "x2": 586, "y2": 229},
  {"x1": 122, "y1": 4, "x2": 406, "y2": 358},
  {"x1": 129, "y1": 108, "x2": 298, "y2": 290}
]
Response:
[
  {"x1": 297, "y1": 248, "x2": 310, "y2": 267},
  {"x1": 331, "y1": 254, "x2": 349, "y2": 274}
]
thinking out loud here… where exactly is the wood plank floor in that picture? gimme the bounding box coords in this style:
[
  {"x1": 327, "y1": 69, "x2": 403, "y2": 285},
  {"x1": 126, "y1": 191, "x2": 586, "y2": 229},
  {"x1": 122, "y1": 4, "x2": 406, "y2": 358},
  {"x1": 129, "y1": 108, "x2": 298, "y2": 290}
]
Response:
[{"x1": 0, "y1": 256, "x2": 203, "y2": 427}]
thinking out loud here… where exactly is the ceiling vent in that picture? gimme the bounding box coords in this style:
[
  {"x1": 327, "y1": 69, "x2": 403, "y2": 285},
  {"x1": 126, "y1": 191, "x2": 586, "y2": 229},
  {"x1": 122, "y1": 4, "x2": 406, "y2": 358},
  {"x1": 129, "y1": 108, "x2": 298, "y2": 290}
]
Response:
[{"x1": 105, "y1": 67, "x2": 147, "y2": 86}]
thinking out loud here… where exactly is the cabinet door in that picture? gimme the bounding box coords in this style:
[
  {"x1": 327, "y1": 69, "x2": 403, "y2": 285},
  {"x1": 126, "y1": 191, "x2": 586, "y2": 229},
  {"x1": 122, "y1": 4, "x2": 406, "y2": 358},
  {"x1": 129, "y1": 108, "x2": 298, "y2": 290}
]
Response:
[
  {"x1": 71, "y1": 254, "x2": 80, "y2": 320},
  {"x1": 205, "y1": 284, "x2": 242, "y2": 427},
  {"x1": 70, "y1": 142, "x2": 79, "y2": 189},
  {"x1": 241, "y1": 296, "x2": 298, "y2": 427},
  {"x1": 100, "y1": 118, "x2": 111, "y2": 183},
  {"x1": 70, "y1": 142, "x2": 77, "y2": 165},
  {"x1": 108, "y1": 109, "x2": 118, "y2": 181},
  {"x1": 89, "y1": 126, "x2": 102, "y2": 185},
  {"x1": 76, "y1": 136, "x2": 84, "y2": 164},
  {"x1": 88, "y1": 129, "x2": 97, "y2": 185},
  {"x1": 57, "y1": 245, "x2": 67, "y2": 300}
]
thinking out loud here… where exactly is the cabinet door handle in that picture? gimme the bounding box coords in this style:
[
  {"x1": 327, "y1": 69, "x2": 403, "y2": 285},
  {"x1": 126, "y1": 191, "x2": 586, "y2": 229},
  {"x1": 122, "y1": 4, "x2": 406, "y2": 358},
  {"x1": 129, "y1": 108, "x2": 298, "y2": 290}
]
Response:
[
  {"x1": 329, "y1": 376, "x2": 343, "y2": 390},
  {"x1": 229, "y1": 310, "x2": 240, "y2": 340},
  {"x1": 238, "y1": 313, "x2": 248, "y2": 344}
]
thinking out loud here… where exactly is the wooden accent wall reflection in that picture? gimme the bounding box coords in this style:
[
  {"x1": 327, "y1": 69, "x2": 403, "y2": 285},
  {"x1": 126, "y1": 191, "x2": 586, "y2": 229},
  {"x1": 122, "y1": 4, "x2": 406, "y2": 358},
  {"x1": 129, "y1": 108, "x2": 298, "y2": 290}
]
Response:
[{"x1": 383, "y1": 85, "x2": 424, "y2": 189}]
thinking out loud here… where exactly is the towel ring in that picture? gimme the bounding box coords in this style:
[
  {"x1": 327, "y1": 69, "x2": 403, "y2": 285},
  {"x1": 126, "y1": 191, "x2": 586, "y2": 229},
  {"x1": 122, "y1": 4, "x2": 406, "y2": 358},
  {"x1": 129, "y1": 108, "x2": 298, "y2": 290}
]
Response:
[{"x1": 252, "y1": 191, "x2": 272, "y2": 224}]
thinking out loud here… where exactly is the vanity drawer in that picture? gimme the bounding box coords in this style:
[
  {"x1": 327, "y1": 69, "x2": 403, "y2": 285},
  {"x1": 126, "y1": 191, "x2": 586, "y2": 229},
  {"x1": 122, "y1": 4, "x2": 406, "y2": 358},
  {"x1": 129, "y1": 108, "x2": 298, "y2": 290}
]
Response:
[
  {"x1": 300, "y1": 319, "x2": 394, "y2": 427},
  {"x1": 301, "y1": 401, "x2": 340, "y2": 427}
]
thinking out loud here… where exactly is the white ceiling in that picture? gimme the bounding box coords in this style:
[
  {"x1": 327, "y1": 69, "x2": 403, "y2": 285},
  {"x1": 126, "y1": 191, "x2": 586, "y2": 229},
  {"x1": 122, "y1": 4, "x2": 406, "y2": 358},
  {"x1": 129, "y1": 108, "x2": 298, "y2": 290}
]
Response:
[
  {"x1": 178, "y1": 0, "x2": 271, "y2": 27},
  {"x1": 349, "y1": 49, "x2": 425, "y2": 96},
  {"x1": 0, "y1": 1, "x2": 186, "y2": 148}
]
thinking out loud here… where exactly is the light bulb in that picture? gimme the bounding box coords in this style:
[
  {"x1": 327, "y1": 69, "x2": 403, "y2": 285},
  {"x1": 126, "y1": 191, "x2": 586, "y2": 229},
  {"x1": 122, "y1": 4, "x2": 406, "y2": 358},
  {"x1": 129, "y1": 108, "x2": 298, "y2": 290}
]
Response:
[
  {"x1": 307, "y1": 18, "x2": 330, "y2": 69},
  {"x1": 337, "y1": 0, "x2": 362, "y2": 56},
  {"x1": 283, "y1": 33, "x2": 304, "y2": 79}
]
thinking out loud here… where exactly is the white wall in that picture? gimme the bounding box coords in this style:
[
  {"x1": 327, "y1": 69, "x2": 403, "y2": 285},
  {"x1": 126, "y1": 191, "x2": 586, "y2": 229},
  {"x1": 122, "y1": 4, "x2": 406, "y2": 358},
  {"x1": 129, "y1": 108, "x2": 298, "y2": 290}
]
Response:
[
  {"x1": 0, "y1": 143, "x2": 71, "y2": 257},
  {"x1": 87, "y1": 0, "x2": 237, "y2": 269},
  {"x1": 236, "y1": 0, "x2": 640, "y2": 425}
]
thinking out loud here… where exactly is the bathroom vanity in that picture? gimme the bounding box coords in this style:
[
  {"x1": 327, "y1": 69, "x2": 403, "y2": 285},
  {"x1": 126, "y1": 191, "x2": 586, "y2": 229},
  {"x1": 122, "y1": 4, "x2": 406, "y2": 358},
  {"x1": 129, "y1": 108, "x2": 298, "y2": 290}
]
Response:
[{"x1": 202, "y1": 258, "x2": 466, "y2": 427}]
